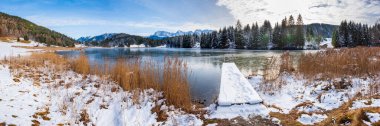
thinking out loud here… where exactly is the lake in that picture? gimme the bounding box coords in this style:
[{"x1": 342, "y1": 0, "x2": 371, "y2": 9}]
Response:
[{"x1": 58, "y1": 48, "x2": 309, "y2": 105}]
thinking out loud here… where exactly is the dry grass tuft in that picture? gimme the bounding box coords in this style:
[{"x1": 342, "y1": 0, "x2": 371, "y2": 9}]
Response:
[
  {"x1": 162, "y1": 57, "x2": 192, "y2": 111},
  {"x1": 263, "y1": 56, "x2": 280, "y2": 81},
  {"x1": 299, "y1": 47, "x2": 380, "y2": 79},
  {"x1": 107, "y1": 58, "x2": 160, "y2": 91},
  {"x1": 69, "y1": 53, "x2": 90, "y2": 75},
  {"x1": 280, "y1": 51, "x2": 295, "y2": 73}
]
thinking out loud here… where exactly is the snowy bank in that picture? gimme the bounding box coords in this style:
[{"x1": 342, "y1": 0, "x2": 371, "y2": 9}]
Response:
[
  {"x1": 0, "y1": 41, "x2": 42, "y2": 58},
  {"x1": 0, "y1": 62, "x2": 203, "y2": 125}
]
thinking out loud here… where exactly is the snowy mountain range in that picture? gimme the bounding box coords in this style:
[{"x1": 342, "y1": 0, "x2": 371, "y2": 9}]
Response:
[
  {"x1": 77, "y1": 33, "x2": 116, "y2": 43},
  {"x1": 77, "y1": 29, "x2": 214, "y2": 42},
  {"x1": 148, "y1": 29, "x2": 214, "y2": 40}
]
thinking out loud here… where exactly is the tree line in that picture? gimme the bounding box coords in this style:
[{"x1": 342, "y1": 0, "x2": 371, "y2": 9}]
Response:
[
  {"x1": 163, "y1": 15, "x2": 380, "y2": 49},
  {"x1": 164, "y1": 14, "x2": 306, "y2": 50},
  {"x1": 332, "y1": 20, "x2": 380, "y2": 47}
]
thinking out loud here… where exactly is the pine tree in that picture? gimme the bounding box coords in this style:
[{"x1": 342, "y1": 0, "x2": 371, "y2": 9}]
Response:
[
  {"x1": 24, "y1": 35, "x2": 29, "y2": 41},
  {"x1": 219, "y1": 27, "x2": 229, "y2": 49},
  {"x1": 259, "y1": 20, "x2": 272, "y2": 49},
  {"x1": 272, "y1": 23, "x2": 282, "y2": 49},
  {"x1": 211, "y1": 31, "x2": 218, "y2": 48},
  {"x1": 235, "y1": 20, "x2": 244, "y2": 49},
  {"x1": 332, "y1": 30, "x2": 339, "y2": 48},
  {"x1": 243, "y1": 24, "x2": 251, "y2": 48},
  {"x1": 281, "y1": 17, "x2": 288, "y2": 47},
  {"x1": 227, "y1": 26, "x2": 235, "y2": 49},
  {"x1": 306, "y1": 26, "x2": 314, "y2": 42},
  {"x1": 295, "y1": 14, "x2": 305, "y2": 49},
  {"x1": 288, "y1": 15, "x2": 295, "y2": 27},
  {"x1": 251, "y1": 22, "x2": 260, "y2": 49}
]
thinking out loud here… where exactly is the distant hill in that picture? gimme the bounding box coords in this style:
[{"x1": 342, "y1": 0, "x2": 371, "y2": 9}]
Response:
[
  {"x1": 306, "y1": 23, "x2": 338, "y2": 38},
  {"x1": 0, "y1": 12, "x2": 76, "y2": 47},
  {"x1": 99, "y1": 33, "x2": 158, "y2": 47},
  {"x1": 148, "y1": 29, "x2": 214, "y2": 40},
  {"x1": 77, "y1": 33, "x2": 116, "y2": 43}
]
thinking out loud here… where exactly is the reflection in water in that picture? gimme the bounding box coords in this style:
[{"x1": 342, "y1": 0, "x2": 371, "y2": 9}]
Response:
[{"x1": 58, "y1": 48, "x2": 310, "y2": 105}]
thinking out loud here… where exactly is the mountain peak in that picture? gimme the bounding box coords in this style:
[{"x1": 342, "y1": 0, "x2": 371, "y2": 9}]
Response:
[
  {"x1": 149, "y1": 29, "x2": 214, "y2": 40},
  {"x1": 77, "y1": 33, "x2": 116, "y2": 43}
]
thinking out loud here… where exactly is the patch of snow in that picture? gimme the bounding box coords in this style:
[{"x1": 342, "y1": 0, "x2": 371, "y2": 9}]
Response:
[
  {"x1": 207, "y1": 103, "x2": 269, "y2": 119},
  {"x1": 193, "y1": 42, "x2": 200, "y2": 48},
  {"x1": 0, "y1": 41, "x2": 41, "y2": 58},
  {"x1": 351, "y1": 99, "x2": 380, "y2": 109},
  {"x1": 155, "y1": 44, "x2": 167, "y2": 48},
  {"x1": 74, "y1": 44, "x2": 86, "y2": 48},
  {"x1": 366, "y1": 112, "x2": 380, "y2": 123},
  {"x1": 271, "y1": 117, "x2": 281, "y2": 125},
  {"x1": 129, "y1": 44, "x2": 146, "y2": 48},
  {"x1": 218, "y1": 63, "x2": 262, "y2": 106},
  {"x1": 320, "y1": 38, "x2": 333, "y2": 48},
  {"x1": 251, "y1": 74, "x2": 373, "y2": 114},
  {"x1": 296, "y1": 104, "x2": 324, "y2": 113},
  {"x1": 297, "y1": 114, "x2": 327, "y2": 125},
  {"x1": 206, "y1": 123, "x2": 217, "y2": 126}
]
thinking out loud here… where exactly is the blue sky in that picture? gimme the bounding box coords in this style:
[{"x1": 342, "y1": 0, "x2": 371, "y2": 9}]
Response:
[{"x1": 1, "y1": 0, "x2": 379, "y2": 38}]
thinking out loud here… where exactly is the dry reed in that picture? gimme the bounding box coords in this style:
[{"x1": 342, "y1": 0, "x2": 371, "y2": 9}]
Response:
[
  {"x1": 298, "y1": 47, "x2": 380, "y2": 78},
  {"x1": 162, "y1": 57, "x2": 192, "y2": 111},
  {"x1": 69, "y1": 53, "x2": 90, "y2": 75}
]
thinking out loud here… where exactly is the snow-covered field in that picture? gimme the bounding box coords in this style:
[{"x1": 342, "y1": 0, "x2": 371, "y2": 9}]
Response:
[
  {"x1": 248, "y1": 73, "x2": 380, "y2": 125},
  {"x1": 0, "y1": 40, "x2": 43, "y2": 58},
  {"x1": 0, "y1": 62, "x2": 203, "y2": 125}
]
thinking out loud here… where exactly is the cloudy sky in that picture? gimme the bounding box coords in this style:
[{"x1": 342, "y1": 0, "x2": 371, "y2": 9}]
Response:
[{"x1": 0, "y1": 0, "x2": 379, "y2": 38}]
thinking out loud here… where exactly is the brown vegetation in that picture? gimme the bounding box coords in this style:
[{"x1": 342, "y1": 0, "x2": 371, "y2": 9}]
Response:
[
  {"x1": 74, "y1": 56, "x2": 192, "y2": 111},
  {"x1": 106, "y1": 58, "x2": 160, "y2": 91},
  {"x1": 299, "y1": 47, "x2": 380, "y2": 79},
  {"x1": 70, "y1": 53, "x2": 90, "y2": 75},
  {"x1": 162, "y1": 58, "x2": 192, "y2": 111}
]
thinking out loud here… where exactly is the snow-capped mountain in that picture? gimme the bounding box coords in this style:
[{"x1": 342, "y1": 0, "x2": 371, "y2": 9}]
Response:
[
  {"x1": 148, "y1": 29, "x2": 214, "y2": 40},
  {"x1": 77, "y1": 33, "x2": 116, "y2": 43}
]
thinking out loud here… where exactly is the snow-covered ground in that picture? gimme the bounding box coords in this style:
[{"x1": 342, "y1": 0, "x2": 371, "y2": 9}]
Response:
[
  {"x1": 366, "y1": 113, "x2": 380, "y2": 123},
  {"x1": 319, "y1": 38, "x2": 333, "y2": 48},
  {"x1": 0, "y1": 41, "x2": 43, "y2": 58},
  {"x1": 206, "y1": 103, "x2": 269, "y2": 119},
  {"x1": 351, "y1": 99, "x2": 380, "y2": 109},
  {"x1": 247, "y1": 72, "x2": 380, "y2": 125},
  {"x1": 155, "y1": 44, "x2": 167, "y2": 48},
  {"x1": 296, "y1": 114, "x2": 327, "y2": 125},
  {"x1": 129, "y1": 44, "x2": 146, "y2": 48},
  {"x1": 0, "y1": 63, "x2": 203, "y2": 125}
]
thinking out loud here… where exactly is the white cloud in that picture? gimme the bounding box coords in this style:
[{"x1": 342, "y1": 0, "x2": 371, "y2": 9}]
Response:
[{"x1": 216, "y1": 0, "x2": 380, "y2": 26}]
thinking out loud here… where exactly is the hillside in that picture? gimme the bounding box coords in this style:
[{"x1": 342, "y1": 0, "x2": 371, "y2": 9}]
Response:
[
  {"x1": 99, "y1": 33, "x2": 158, "y2": 47},
  {"x1": 0, "y1": 12, "x2": 75, "y2": 47},
  {"x1": 77, "y1": 33, "x2": 116, "y2": 43},
  {"x1": 306, "y1": 23, "x2": 338, "y2": 38}
]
